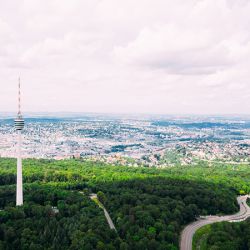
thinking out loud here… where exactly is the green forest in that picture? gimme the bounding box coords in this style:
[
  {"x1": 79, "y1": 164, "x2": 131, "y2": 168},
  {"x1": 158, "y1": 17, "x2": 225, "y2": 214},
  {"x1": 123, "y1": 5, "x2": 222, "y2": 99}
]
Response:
[
  {"x1": 193, "y1": 220, "x2": 250, "y2": 250},
  {"x1": 0, "y1": 158, "x2": 250, "y2": 249}
]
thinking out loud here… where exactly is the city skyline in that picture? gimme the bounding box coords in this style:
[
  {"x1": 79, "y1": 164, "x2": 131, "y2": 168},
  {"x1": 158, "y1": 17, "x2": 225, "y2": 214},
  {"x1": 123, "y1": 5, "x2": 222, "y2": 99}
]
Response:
[
  {"x1": 0, "y1": 0, "x2": 250, "y2": 114},
  {"x1": 1, "y1": 115, "x2": 249, "y2": 164}
]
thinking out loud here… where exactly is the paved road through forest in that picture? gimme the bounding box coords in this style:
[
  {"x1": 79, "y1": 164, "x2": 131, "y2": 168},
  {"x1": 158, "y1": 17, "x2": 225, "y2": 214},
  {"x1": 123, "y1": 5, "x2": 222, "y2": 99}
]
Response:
[
  {"x1": 90, "y1": 193, "x2": 117, "y2": 231},
  {"x1": 180, "y1": 195, "x2": 250, "y2": 250}
]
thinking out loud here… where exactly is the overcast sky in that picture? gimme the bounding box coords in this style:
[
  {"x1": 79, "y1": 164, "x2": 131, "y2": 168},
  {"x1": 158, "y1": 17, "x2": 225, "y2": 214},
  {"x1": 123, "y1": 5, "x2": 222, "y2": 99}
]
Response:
[{"x1": 0, "y1": 0, "x2": 250, "y2": 115}]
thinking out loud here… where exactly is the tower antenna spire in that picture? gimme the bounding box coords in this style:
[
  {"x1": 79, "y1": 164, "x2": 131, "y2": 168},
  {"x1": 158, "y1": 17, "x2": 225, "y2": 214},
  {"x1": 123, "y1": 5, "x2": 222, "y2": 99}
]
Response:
[{"x1": 18, "y1": 77, "x2": 21, "y2": 116}]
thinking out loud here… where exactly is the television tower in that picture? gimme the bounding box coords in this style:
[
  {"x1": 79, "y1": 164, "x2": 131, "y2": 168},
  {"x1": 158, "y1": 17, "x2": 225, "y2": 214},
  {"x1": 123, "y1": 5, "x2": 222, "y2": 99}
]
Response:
[{"x1": 14, "y1": 78, "x2": 25, "y2": 206}]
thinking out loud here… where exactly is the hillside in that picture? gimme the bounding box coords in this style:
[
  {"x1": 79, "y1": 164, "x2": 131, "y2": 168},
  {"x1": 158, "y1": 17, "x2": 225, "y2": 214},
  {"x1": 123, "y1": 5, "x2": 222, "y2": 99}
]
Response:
[{"x1": 0, "y1": 158, "x2": 250, "y2": 249}]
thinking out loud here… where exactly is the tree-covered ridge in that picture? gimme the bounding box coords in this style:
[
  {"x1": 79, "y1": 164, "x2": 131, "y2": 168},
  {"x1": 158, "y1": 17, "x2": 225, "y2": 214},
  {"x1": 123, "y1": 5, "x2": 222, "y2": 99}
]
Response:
[
  {"x1": 0, "y1": 158, "x2": 249, "y2": 249},
  {"x1": 0, "y1": 158, "x2": 250, "y2": 193}
]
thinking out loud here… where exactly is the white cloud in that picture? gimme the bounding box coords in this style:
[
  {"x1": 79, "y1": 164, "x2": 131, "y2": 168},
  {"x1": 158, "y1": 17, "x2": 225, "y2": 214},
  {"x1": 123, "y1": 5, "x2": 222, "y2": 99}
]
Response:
[
  {"x1": 0, "y1": 0, "x2": 249, "y2": 114},
  {"x1": 114, "y1": 25, "x2": 232, "y2": 74}
]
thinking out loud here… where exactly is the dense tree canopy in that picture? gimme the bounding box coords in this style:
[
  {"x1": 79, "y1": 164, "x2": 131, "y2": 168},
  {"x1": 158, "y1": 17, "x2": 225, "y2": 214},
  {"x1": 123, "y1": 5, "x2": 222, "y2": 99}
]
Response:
[
  {"x1": 0, "y1": 186, "x2": 120, "y2": 250},
  {"x1": 0, "y1": 158, "x2": 249, "y2": 249},
  {"x1": 194, "y1": 220, "x2": 250, "y2": 250}
]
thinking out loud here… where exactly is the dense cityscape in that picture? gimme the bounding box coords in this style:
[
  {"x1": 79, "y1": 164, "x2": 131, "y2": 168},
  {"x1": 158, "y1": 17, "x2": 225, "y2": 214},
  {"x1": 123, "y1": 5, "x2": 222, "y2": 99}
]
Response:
[{"x1": 0, "y1": 114, "x2": 249, "y2": 167}]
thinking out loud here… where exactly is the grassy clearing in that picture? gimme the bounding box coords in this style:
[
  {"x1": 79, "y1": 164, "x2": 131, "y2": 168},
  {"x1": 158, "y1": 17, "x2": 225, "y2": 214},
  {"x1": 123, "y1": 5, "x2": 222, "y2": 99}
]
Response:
[{"x1": 193, "y1": 224, "x2": 211, "y2": 250}]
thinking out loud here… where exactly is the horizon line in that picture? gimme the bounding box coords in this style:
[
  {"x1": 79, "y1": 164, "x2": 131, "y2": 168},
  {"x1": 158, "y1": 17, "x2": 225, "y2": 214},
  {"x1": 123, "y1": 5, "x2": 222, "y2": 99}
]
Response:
[{"x1": 0, "y1": 111, "x2": 250, "y2": 117}]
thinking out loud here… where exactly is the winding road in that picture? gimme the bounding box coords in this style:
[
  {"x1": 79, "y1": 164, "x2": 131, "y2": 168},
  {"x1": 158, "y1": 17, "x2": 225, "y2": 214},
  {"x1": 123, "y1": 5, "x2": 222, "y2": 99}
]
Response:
[{"x1": 180, "y1": 195, "x2": 250, "y2": 250}]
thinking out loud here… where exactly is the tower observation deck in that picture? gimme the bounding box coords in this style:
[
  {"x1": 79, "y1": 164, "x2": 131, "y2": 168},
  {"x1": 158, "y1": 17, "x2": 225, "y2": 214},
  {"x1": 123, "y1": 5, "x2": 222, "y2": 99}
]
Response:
[{"x1": 15, "y1": 79, "x2": 24, "y2": 131}]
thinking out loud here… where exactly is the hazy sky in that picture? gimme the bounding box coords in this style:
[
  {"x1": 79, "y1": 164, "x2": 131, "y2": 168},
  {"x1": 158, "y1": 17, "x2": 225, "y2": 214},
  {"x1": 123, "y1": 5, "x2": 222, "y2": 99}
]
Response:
[{"x1": 0, "y1": 0, "x2": 250, "y2": 114}]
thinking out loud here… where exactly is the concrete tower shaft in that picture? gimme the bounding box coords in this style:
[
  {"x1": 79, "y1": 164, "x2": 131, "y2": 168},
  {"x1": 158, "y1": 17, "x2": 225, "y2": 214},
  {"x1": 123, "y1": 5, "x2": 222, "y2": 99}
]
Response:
[{"x1": 15, "y1": 78, "x2": 24, "y2": 206}]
